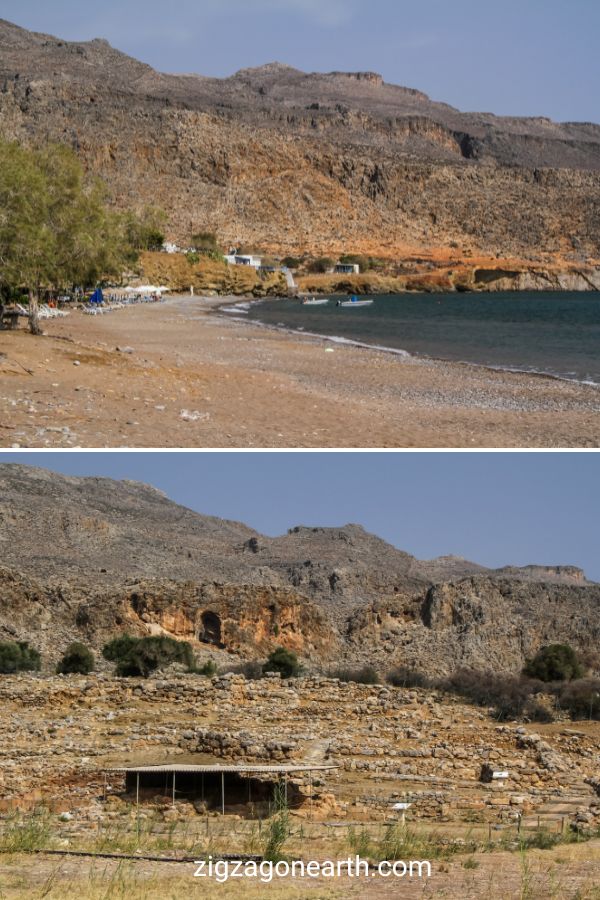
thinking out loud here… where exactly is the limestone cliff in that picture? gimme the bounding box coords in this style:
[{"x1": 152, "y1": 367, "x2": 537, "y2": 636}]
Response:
[
  {"x1": 0, "y1": 464, "x2": 597, "y2": 675},
  {"x1": 0, "y1": 18, "x2": 599, "y2": 271}
]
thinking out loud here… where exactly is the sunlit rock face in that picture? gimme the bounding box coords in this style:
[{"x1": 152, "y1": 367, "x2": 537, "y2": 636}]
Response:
[
  {"x1": 0, "y1": 464, "x2": 598, "y2": 676},
  {"x1": 1, "y1": 18, "x2": 600, "y2": 264}
]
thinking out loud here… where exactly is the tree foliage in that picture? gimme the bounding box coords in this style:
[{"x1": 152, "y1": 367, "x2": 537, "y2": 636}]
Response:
[
  {"x1": 189, "y1": 231, "x2": 224, "y2": 262},
  {"x1": 523, "y1": 644, "x2": 583, "y2": 682},
  {"x1": 124, "y1": 206, "x2": 167, "y2": 252},
  {"x1": 308, "y1": 256, "x2": 334, "y2": 274},
  {"x1": 57, "y1": 642, "x2": 95, "y2": 675},
  {"x1": 338, "y1": 253, "x2": 382, "y2": 272},
  {"x1": 263, "y1": 647, "x2": 301, "y2": 679},
  {"x1": 0, "y1": 641, "x2": 41, "y2": 674},
  {"x1": 0, "y1": 140, "x2": 159, "y2": 333},
  {"x1": 102, "y1": 634, "x2": 195, "y2": 678}
]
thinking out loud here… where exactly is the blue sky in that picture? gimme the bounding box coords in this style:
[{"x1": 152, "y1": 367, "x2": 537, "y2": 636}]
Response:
[
  {"x1": 2, "y1": 0, "x2": 598, "y2": 122},
  {"x1": 1, "y1": 452, "x2": 598, "y2": 580}
]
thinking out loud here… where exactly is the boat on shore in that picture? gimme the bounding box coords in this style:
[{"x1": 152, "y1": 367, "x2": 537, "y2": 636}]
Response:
[
  {"x1": 337, "y1": 295, "x2": 374, "y2": 308},
  {"x1": 301, "y1": 297, "x2": 329, "y2": 306}
]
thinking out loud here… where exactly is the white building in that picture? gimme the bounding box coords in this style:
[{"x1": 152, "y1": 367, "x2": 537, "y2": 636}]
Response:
[
  {"x1": 335, "y1": 262, "x2": 360, "y2": 275},
  {"x1": 224, "y1": 254, "x2": 262, "y2": 268}
]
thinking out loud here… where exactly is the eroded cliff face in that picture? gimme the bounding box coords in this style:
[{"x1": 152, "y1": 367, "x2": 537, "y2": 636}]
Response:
[
  {"x1": 120, "y1": 580, "x2": 337, "y2": 658},
  {"x1": 0, "y1": 19, "x2": 599, "y2": 265},
  {"x1": 2, "y1": 564, "x2": 599, "y2": 677},
  {"x1": 0, "y1": 568, "x2": 337, "y2": 663},
  {"x1": 347, "y1": 577, "x2": 600, "y2": 675},
  {"x1": 0, "y1": 465, "x2": 598, "y2": 676}
]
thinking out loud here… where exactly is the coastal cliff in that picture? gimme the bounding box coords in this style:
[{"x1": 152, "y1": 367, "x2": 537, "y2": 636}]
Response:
[{"x1": 0, "y1": 18, "x2": 599, "y2": 287}]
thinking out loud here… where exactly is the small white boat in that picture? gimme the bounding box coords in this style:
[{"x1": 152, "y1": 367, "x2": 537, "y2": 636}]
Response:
[
  {"x1": 338, "y1": 299, "x2": 374, "y2": 308},
  {"x1": 302, "y1": 297, "x2": 329, "y2": 306}
]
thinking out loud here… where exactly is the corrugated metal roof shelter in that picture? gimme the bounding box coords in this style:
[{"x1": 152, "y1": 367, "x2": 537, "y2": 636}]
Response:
[
  {"x1": 108, "y1": 763, "x2": 338, "y2": 816},
  {"x1": 109, "y1": 764, "x2": 338, "y2": 774}
]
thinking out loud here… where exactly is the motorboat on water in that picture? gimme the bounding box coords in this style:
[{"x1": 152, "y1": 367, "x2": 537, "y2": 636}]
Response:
[
  {"x1": 301, "y1": 296, "x2": 329, "y2": 305},
  {"x1": 337, "y1": 295, "x2": 374, "y2": 308}
]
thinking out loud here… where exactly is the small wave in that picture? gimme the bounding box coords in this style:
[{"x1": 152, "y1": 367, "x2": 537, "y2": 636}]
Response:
[
  {"x1": 320, "y1": 333, "x2": 411, "y2": 357},
  {"x1": 224, "y1": 305, "x2": 600, "y2": 387}
]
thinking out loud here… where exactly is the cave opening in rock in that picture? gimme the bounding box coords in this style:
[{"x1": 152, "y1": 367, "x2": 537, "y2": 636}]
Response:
[{"x1": 199, "y1": 610, "x2": 223, "y2": 647}]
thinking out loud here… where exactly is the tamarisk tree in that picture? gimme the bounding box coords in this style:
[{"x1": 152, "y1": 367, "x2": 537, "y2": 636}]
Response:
[{"x1": 0, "y1": 141, "x2": 142, "y2": 334}]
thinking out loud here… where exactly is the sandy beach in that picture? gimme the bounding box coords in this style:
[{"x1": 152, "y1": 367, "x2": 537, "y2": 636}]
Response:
[{"x1": 0, "y1": 295, "x2": 598, "y2": 448}]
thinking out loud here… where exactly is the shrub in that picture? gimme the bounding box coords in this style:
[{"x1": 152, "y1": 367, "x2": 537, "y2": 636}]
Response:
[
  {"x1": 557, "y1": 678, "x2": 600, "y2": 720},
  {"x1": 263, "y1": 783, "x2": 289, "y2": 862},
  {"x1": 522, "y1": 699, "x2": 555, "y2": 723},
  {"x1": 523, "y1": 644, "x2": 583, "y2": 682},
  {"x1": 333, "y1": 665, "x2": 380, "y2": 685},
  {"x1": 0, "y1": 642, "x2": 22, "y2": 674},
  {"x1": 102, "y1": 634, "x2": 138, "y2": 663},
  {"x1": 142, "y1": 229, "x2": 165, "y2": 252},
  {"x1": 239, "y1": 660, "x2": 264, "y2": 680},
  {"x1": 308, "y1": 256, "x2": 334, "y2": 274},
  {"x1": 441, "y1": 669, "x2": 547, "y2": 721},
  {"x1": 386, "y1": 667, "x2": 432, "y2": 689},
  {"x1": 218, "y1": 660, "x2": 264, "y2": 680},
  {"x1": 0, "y1": 641, "x2": 41, "y2": 674},
  {"x1": 102, "y1": 635, "x2": 195, "y2": 678},
  {"x1": 197, "y1": 660, "x2": 217, "y2": 677},
  {"x1": 281, "y1": 257, "x2": 301, "y2": 269},
  {"x1": 190, "y1": 231, "x2": 219, "y2": 253},
  {"x1": 263, "y1": 647, "x2": 301, "y2": 679},
  {"x1": 57, "y1": 642, "x2": 95, "y2": 675}
]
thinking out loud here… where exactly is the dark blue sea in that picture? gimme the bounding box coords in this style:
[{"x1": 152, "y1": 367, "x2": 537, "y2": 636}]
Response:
[{"x1": 244, "y1": 292, "x2": 600, "y2": 384}]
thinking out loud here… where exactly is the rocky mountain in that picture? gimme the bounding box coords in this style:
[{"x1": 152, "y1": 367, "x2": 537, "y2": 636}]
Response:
[
  {"x1": 0, "y1": 464, "x2": 598, "y2": 675},
  {"x1": 1, "y1": 18, "x2": 599, "y2": 264}
]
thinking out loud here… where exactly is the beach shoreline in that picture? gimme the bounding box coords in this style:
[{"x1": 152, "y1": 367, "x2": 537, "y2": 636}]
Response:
[
  {"x1": 0, "y1": 294, "x2": 598, "y2": 448},
  {"x1": 215, "y1": 296, "x2": 600, "y2": 388}
]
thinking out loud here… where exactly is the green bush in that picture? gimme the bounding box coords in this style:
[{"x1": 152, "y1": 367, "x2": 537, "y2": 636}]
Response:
[
  {"x1": 281, "y1": 256, "x2": 301, "y2": 269},
  {"x1": 102, "y1": 634, "x2": 138, "y2": 663},
  {"x1": 263, "y1": 783, "x2": 289, "y2": 862},
  {"x1": 333, "y1": 665, "x2": 380, "y2": 685},
  {"x1": 102, "y1": 635, "x2": 195, "y2": 678},
  {"x1": 263, "y1": 647, "x2": 301, "y2": 679},
  {"x1": 189, "y1": 232, "x2": 224, "y2": 263},
  {"x1": 0, "y1": 641, "x2": 41, "y2": 674},
  {"x1": 307, "y1": 256, "x2": 334, "y2": 274},
  {"x1": 197, "y1": 660, "x2": 217, "y2": 677},
  {"x1": 523, "y1": 644, "x2": 583, "y2": 682},
  {"x1": 57, "y1": 642, "x2": 95, "y2": 675}
]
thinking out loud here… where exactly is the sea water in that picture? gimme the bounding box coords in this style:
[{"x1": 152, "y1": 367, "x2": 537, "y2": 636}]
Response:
[{"x1": 245, "y1": 292, "x2": 600, "y2": 385}]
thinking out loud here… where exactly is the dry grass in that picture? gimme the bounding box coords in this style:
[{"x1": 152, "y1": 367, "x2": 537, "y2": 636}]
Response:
[{"x1": 1, "y1": 841, "x2": 600, "y2": 899}]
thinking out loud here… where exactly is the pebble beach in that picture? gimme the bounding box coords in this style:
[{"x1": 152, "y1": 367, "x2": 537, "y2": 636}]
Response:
[{"x1": 0, "y1": 295, "x2": 598, "y2": 448}]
